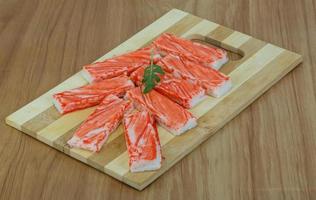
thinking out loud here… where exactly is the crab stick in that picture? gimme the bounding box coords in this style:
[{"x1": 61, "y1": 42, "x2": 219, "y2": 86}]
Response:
[
  {"x1": 153, "y1": 33, "x2": 228, "y2": 70},
  {"x1": 158, "y1": 54, "x2": 232, "y2": 97},
  {"x1": 125, "y1": 87, "x2": 197, "y2": 135},
  {"x1": 67, "y1": 95, "x2": 133, "y2": 152},
  {"x1": 123, "y1": 110, "x2": 162, "y2": 172},
  {"x1": 53, "y1": 75, "x2": 134, "y2": 114},
  {"x1": 82, "y1": 46, "x2": 161, "y2": 83}
]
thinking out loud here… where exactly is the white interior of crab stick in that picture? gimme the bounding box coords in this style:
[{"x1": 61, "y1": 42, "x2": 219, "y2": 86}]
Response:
[
  {"x1": 188, "y1": 90, "x2": 207, "y2": 108},
  {"x1": 130, "y1": 144, "x2": 162, "y2": 173},
  {"x1": 210, "y1": 55, "x2": 229, "y2": 70},
  {"x1": 158, "y1": 117, "x2": 197, "y2": 136},
  {"x1": 210, "y1": 79, "x2": 232, "y2": 98}
]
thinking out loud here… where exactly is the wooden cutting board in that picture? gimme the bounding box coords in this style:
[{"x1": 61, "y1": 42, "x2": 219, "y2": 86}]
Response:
[{"x1": 6, "y1": 9, "x2": 302, "y2": 190}]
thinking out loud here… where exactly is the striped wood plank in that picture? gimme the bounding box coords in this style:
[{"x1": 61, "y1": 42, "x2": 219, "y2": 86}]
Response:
[{"x1": 5, "y1": 9, "x2": 302, "y2": 190}]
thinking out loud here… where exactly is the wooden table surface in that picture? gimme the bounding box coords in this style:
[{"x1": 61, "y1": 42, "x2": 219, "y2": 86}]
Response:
[{"x1": 0, "y1": 0, "x2": 315, "y2": 199}]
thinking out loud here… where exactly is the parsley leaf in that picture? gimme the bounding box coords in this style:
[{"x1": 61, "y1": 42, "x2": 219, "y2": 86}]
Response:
[{"x1": 142, "y1": 49, "x2": 165, "y2": 93}]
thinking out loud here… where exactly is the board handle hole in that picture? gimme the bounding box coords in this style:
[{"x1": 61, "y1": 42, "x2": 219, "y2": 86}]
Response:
[{"x1": 185, "y1": 34, "x2": 244, "y2": 61}]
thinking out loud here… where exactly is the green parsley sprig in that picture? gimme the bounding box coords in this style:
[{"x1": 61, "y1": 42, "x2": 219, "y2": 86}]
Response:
[{"x1": 142, "y1": 49, "x2": 165, "y2": 93}]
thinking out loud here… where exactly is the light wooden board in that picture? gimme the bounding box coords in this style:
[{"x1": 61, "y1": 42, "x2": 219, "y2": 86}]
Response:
[{"x1": 5, "y1": 9, "x2": 302, "y2": 190}]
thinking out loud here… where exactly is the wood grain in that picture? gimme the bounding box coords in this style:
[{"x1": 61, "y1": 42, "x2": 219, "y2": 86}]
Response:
[
  {"x1": 0, "y1": 0, "x2": 315, "y2": 199},
  {"x1": 4, "y1": 8, "x2": 302, "y2": 190}
]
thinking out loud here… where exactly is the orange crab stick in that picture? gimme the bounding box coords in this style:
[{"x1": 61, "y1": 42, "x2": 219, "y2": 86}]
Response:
[
  {"x1": 53, "y1": 75, "x2": 134, "y2": 114},
  {"x1": 67, "y1": 95, "x2": 133, "y2": 152},
  {"x1": 82, "y1": 46, "x2": 161, "y2": 83},
  {"x1": 123, "y1": 110, "x2": 162, "y2": 172},
  {"x1": 153, "y1": 33, "x2": 228, "y2": 70},
  {"x1": 126, "y1": 87, "x2": 197, "y2": 135},
  {"x1": 158, "y1": 54, "x2": 232, "y2": 98}
]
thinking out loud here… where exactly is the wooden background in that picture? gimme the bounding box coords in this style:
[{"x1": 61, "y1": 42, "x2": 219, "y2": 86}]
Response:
[{"x1": 0, "y1": 0, "x2": 315, "y2": 199}]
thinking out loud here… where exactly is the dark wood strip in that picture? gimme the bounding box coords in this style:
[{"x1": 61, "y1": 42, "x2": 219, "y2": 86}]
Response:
[
  {"x1": 205, "y1": 26, "x2": 234, "y2": 47},
  {"x1": 164, "y1": 14, "x2": 202, "y2": 36},
  {"x1": 53, "y1": 125, "x2": 79, "y2": 152},
  {"x1": 87, "y1": 131, "x2": 127, "y2": 171},
  {"x1": 21, "y1": 106, "x2": 60, "y2": 137}
]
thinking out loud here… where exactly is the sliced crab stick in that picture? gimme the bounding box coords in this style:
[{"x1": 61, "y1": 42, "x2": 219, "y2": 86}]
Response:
[
  {"x1": 125, "y1": 87, "x2": 197, "y2": 135},
  {"x1": 153, "y1": 33, "x2": 228, "y2": 70},
  {"x1": 82, "y1": 46, "x2": 161, "y2": 83},
  {"x1": 67, "y1": 95, "x2": 133, "y2": 152},
  {"x1": 53, "y1": 75, "x2": 134, "y2": 114},
  {"x1": 158, "y1": 54, "x2": 232, "y2": 97},
  {"x1": 123, "y1": 110, "x2": 162, "y2": 172}
]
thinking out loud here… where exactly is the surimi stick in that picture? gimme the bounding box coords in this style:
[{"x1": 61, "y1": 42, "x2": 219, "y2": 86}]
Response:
[
  {"x1": 130, "y1": 67, "x2": 206, "y2": 109},
  {"x1": 53, "y1": 75, "x2": 134, "y2": 114},
  {"x1": 158, "y1": 54, "x2": 232, "y2": 98},
  {"x1": 67, "y1": 95, "x2": 133, "y2": 152},
  {"x1": 180, "y1": 56, "x2": 232, "y2": 97},
  {"x1": 123, "y1": 110, "x2": 162, "y2": 172},
  {"x1": 153, "y1": 33, "x2": 228, "y2": 70},
  {"x1": 125, "y1": 87, "x2": 197, "y2": 135},
  {"x1": 155, "y1": 74, "x2": 206, "y2": 108},
  {"x1": 82, "y1": 46, "x2": 161, "y2": 83}
]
